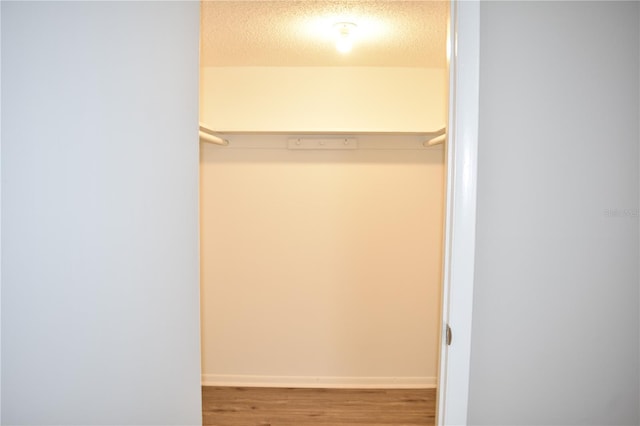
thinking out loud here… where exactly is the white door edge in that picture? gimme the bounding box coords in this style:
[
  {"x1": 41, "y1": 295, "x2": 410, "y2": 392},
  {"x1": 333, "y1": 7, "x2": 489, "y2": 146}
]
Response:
[{"x1": 437, "y1": 1, "x2": 480, "y2": 425}]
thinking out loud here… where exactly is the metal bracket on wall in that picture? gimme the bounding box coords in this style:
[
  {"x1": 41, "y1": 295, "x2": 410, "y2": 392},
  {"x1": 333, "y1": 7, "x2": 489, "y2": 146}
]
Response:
[
  {"x1": 446, "y1": 324, "x2": 452, "y2": 346},
  {"x1": 288, "y1": 137, "x2": 358, "y2": 150}
]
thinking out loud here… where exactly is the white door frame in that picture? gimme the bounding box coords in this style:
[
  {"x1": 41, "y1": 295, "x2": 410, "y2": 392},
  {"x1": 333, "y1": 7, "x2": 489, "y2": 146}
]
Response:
[
  {"x1": 194, "y1": 1, "x2": 480, "y2": 422},
  {"x1": 437, "y1": 1, "x2": 480, "y2": 425}
]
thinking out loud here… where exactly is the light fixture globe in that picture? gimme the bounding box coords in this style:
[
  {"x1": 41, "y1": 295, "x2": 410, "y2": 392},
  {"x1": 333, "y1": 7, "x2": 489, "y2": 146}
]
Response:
[{"x1": 333, "y1": 22, "x2": 357, "y2": 54}]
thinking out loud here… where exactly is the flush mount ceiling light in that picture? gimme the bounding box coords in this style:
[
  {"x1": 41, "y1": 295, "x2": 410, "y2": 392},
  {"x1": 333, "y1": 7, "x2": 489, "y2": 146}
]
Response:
[{"x1": 333, "y1": 22, "x2": 357, "y2": 54}]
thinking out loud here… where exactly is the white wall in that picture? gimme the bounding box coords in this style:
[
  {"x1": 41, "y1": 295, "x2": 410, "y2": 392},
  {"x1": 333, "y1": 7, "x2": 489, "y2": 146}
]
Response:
[
  {"x1": 469, "y1": 2, "x2": 639, "y2": 425},
  {"x1": 200, "y1": 138, "x2": 444, "y2": 387},
  {"x1": 200, "y1": 67, "x2": 446, "y2": 133},
  {"x1": 2, "y1": 2, "x2": 201, "y2": 424},
  {"x1": 0, "y1": 3, "x2": 3, "y2": 420}
]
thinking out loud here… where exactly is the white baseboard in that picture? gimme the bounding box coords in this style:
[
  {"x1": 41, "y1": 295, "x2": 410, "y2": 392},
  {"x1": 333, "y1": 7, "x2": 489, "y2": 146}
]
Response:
[{"x1": 201, "y1": 374, "x2": 436, "y2": 389}]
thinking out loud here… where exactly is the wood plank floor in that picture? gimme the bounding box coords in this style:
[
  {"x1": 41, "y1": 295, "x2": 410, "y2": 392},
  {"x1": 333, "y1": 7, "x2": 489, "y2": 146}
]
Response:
[{"x1": 202, "y1": 386, "x2": 436, "y2": 426}]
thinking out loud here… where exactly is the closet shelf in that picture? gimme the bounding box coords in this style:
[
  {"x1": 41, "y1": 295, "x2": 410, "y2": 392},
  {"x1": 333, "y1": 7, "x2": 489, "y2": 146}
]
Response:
[
  {"x1": 199, "y1": 124, "x2": 447, "y2": 150},
  {"x1": 203, "y1": 130, "x2": 445, "y2": 136}
]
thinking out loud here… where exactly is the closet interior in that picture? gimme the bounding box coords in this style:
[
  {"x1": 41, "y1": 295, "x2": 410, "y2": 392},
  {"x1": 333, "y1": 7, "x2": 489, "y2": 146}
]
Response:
[{"x1": 199, "y1": 0, "x2": 448, "y2": 401}]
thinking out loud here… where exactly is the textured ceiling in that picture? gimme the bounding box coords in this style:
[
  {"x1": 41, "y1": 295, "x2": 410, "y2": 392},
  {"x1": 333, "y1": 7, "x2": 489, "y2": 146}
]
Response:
[{"x1": 200, "y1": 1, "x2": 448, "y2": 68}]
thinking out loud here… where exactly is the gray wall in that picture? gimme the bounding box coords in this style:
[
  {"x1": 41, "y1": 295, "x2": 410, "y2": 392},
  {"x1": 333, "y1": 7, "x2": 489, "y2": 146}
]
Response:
[
  {"x1": 0, "y1": 1, "x2": 3, "y2": 420},
  {"x1": 1, "y1": 2, "x2": 201, "y2": 424},
  {"x1": 469, "y1": 2, "x2": 640, "y2": 425}
]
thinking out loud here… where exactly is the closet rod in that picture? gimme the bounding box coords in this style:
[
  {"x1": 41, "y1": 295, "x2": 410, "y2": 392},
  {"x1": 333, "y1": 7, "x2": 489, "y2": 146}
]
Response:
[
  {"x1": 199, "y1": 123, "x2": 229, "y2": 146},
  {"x1": 423, "y1": 127, "x2": 447, "y2": 147},
  {"x1": 199, "y1": 124, "x2": 447, "y2": 148}
]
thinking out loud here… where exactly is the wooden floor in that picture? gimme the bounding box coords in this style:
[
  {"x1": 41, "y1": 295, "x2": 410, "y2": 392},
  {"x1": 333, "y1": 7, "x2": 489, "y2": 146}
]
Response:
[{"x1": 202, "y1": 386, "x2": 436, "y2": 426}]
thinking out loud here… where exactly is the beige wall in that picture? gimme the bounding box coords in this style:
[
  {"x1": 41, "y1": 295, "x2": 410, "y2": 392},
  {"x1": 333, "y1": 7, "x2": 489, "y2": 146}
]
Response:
[
  {"x1": 199, "y1": 62, "x2": 447, "y2": 387},
  {"x1": 200, "y1": 139, "x2": 444, "y2": 387},
  {"x1": 200, "y1": 67, "x2": 447, "y2": 133}
]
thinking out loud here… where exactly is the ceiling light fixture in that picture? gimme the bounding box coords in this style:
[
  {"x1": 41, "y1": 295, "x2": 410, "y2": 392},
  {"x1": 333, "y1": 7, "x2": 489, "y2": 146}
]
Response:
[{"x1": 333, "y1": 22, "x2": 357, "y2": 54}]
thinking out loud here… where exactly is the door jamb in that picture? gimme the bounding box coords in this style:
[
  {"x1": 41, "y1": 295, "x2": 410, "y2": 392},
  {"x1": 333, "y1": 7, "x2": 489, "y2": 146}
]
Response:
[{"x1": 437, "y1": 1, "x2": 480, "y2": 425}]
